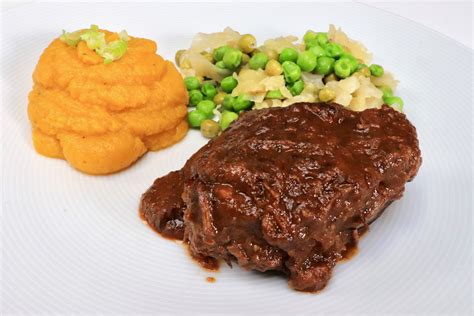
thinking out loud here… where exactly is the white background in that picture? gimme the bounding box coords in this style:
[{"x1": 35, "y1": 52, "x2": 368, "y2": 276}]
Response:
[{"x1": 2, "y1": 1, "x2": 473, "y2": 49}]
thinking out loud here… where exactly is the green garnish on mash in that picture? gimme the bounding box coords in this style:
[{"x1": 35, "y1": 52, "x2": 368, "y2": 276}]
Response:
[
  {"x1": 60, "y1": 25, "x2": 129, "y2": 64},
  {"x1": 59, "y1": 30, "x2": 81, "y2": 47},
  {"x1": 100, "y1": 31, "x2": 129, "y2": 64},
  {"x1": 80, "y1": 24, "x2": 106, "y2": 51}
]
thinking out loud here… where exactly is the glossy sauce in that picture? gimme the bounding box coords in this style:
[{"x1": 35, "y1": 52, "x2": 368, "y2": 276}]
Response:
[
  {"x1": 206, "y1": 277, "x2": 216, "y2": 283},
  {"x1": 139, "y1": 103, "x2": 422, "y2": 292},
  {"x1": 139, "y1": 171, "x2": 186, "y2": 240}
]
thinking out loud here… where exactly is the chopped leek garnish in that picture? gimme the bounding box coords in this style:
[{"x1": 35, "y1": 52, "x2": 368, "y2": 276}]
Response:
[
  {"x1": 100, "y1": 39, "x2": 128, "y2": 64},
  {"x1": 80, "y1": 25, "x2": 106, "y2": 51},
  {"x1": 59, "y1": 25, "x2": 129, "y2": 64},
  {"x1": 59, "y1": 30, "x2": 81, "y2": 47}
]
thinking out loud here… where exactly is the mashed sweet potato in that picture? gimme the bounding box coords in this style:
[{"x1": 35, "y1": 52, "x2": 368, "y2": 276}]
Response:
[{"x1": 28, "y1": 30, "x2": 188, "y2": 174}]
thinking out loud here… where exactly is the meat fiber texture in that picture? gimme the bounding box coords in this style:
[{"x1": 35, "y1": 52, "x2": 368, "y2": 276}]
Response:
[{"x1": 141, "y1": 102, "x2": 421, "y2": 292}]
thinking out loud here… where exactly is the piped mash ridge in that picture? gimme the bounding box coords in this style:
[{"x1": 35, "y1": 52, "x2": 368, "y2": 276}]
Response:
[{"x1": 28, "y1": 26, "x2": 189, "y2": 174}]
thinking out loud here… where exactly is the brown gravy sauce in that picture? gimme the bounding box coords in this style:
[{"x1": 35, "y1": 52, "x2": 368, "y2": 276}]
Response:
[
  {"x1": 138, "y1": 103, "x2": 421, "y2": 292},
  {"x1": 206, "y1": 277, "x2": 216, "y2": 283},
  {"x1": 140, "y1": 205, "x2": 220, "y2": 271},
  {"x1": 139, "y1": 209, "x2": 181, "y2": 242},
  {"x1": 187, "y1": 243, "x2": 220, "y2": 271}
]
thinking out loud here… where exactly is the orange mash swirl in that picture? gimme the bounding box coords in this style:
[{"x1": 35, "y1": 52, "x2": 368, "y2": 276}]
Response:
[{"x1": 28, "y1": 30, "x2": 188, "y2": 174}]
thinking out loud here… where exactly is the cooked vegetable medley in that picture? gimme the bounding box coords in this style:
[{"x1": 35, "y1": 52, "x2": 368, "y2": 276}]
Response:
[{"x1": 176, "y1": 25, "x2": 403, "y2": 138}]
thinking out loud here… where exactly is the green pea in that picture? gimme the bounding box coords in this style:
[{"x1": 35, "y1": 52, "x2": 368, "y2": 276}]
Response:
[
  {"x1": 213, "y1": 91, "x2": 226, "y2": 105},
  {"x1": 220, "y1": 76, "x2": 238, "y2": 93},
  {"x1": 188, "y1": 89, "x2": 203, "y2": 106},
  {"x1": 215, "y1": 61, "x2": 226, "y2": 69},
  {"x1": 196, "y1": 100, "x2": 216, "y2": 118},
  {"x1": 334, "y1": 58, "x2": 351, "y2": 78},
  {"x1": 201, "y1": 82, "x2": 217, "y2": 100},
  {"x1": 380, "y1": 86, "x2": 393, "y2": 98},
  {"x1": 188, "y1": 110, "x2": 207, "y2": 128},
  {"x1": 324, "y1": 43, "x2": 345, "y2": 59},
  {"x1": 357, "y1": 63, "x2": 368, "y2": 71},
  {"x1": 222, "y1": 48, "x2": 242, "y2": 70},
  {"x1": 297, "y1": 50, "x2": 317, "y2": 72},
  {"x1": 303, "y1": 30, "x2": 317, "y2": 43},
  {"x1": 265, "y1": 59, "x2": 283, "y2": 76},
  {"x1": 248, "y1": 52, "x2": 269, "y2": 70},
  {"x1": 340, "y1": 55, "x2": 359, "y2": 73},
  {"x1": 184, "y1": 76, "x2": 200, "y2": 91},
  {"x1": 369, "y1": 64, "x2": 384, "y2": 77},
  {"x1": 232, "y1": 95, "x2": 253, "y2": 112},
  {"x1": 278, "y1": 47, "x2": 299, "y2": 63},
  {"x1": 381, "y1": 85, "x2": 403, "y2": 110},
  {"x1": 308, "y1": 45, "x2": 326, "y2": 58},
  {"x1": 251, "y1": 48, "x2": 262, "y2": 56},
  {"x1": 316, "y1": 32, "x2": 329, "y2": 45},
  {"x1": 384, "y1": 96, "x2": 404, "y2": 111},
  {"x1": 315, "y1": 56, "x2": 335, "y2": 75},
  {"x1": 213, "y1": 45, "x2": 231, "y2": 62},
  {"x1": 222, "y1": 94, "x2": 236, "y2": 111},
  {"x1": 204, "y1": 79, "x2": 217, "y2": 86},
  {"x1": 220, "y1": 111, "x2": 239, "y2": 130},
  {"x1": 200, "y1": 119, "x2": 220, "y2": 138},
  {"x1": 266, "y1": 89, "x2": 284, "y2": 99},
  {"x1": 288, "y1": 80, "x2": 305, "y2": 96},
  {"x1": 238, "y1": 34, "x2": 257, "y2": 54},
  {"x1": 282, "y1": 61, "x2": 302, "y2": 83},
  {"x1": 305, "y1": 38, "x2": 320, "y2": 50},
  {"x1": 319, "y1": 88, "x2": 336, "y2": 102}
]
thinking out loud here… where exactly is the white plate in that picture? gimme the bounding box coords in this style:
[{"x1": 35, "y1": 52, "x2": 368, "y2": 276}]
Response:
[{"x1": 2, "y1": 2, "x2": 472, "y2": 314}]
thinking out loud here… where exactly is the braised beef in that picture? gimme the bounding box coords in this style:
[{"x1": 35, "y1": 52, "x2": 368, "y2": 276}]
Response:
[{"x1": 140, "y1": 102, "x2": 421, "y2": 292}]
